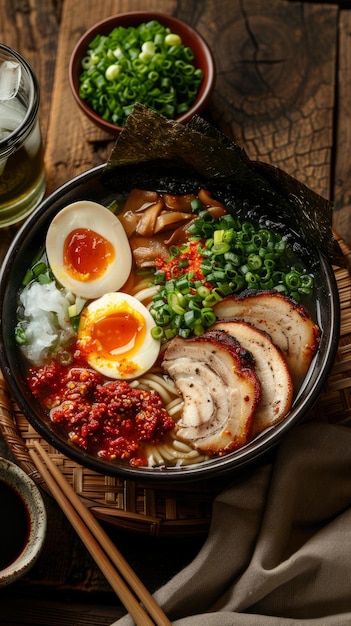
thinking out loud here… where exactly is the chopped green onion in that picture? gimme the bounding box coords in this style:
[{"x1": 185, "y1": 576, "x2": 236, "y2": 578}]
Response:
[
  {"x1": 178, "y1": 259, "x2": 189, "y2": 269},
  {"x1": 70, "y1": 315, "x2": 81, "y2": 333},
  {"x1": 300, "y1": 274, "x2": 313, "y2": 290},
  {"x1": 203, "y1": 292, "x2": 222, "y2": 307},
  {"x1": 165, "y1": 328, "x2": 177, "y2": 340},
  {"x1": 32, "y1": 262, "x2": 47, "y2": 276},
  {"x1": 178, "y1": 328, "x2": 191, "y2": 338},
  {"x1": 167, "y1": 292, "x2": 186, "y2": 315},
  {"x1": 22, "y1": 269, "x2": 34, "y2": 286},
  {"x1": 197, "y1": 285, "x2": 210, "y2": 298},
  {"x1": 22, "y1": 258, "x2": 53, "y2": 286},
  {"x1": 184, "y1": 309, "x2": 200, "y2": 328},
  {"x1": 149, "y1": 194, "x2": 315, "y2": 341},
  {"x1": 247, "y1": 254, "x2": 262, "y2": 270},
  {"x1": 15, "y1": 327, "x2": 27, "y2": 345},
  {"x1": 78, "y1": 21, "x2": 203, "y2": 127},
  {"x1": 38, "y1": 273, "x2": 52, "y2": 284},
  {"x1": 201, "y1": 308, "x2": 216, "y2": 326},
  {"x1": 211, "y1": 242, "x2": 230, "y2": 255},
  {"x1": 105, "y1": 64, "x2": 121, "y2": 81},
  {"x1": 165, "y1": 33, "x2": 182, "y2": 46},
  {"x1": 151, "y1": 326, "x2": 164, "y2": 340},
  {"x1": 284, "y1": 272, "x2": 301, "y2": 290},
  {"x1": 191, "y1": 198, "x2": 203, "y2": 212}
]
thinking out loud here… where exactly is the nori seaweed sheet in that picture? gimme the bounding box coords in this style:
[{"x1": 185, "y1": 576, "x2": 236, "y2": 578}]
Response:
[{"x1": 102, "y1": 103, "x2": 344, "y2": 269}]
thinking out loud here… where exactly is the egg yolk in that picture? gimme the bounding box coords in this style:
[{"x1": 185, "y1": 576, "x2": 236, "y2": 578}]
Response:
[
  {"x1": 91, "y1": 312, "x2": 146, "y2": 358},
  {"x1": 64, "y1": 228, "x2": 115, "y2": 281}
]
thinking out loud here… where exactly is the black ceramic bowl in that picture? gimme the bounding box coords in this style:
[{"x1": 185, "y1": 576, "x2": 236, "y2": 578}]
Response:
[{"x1": 0, "y1": 165, "x2": 340, "y2": 483}]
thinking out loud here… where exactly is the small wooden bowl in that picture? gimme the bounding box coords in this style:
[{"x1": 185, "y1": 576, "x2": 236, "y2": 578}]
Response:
[{"x1": 69, "y1": 12, "x2": 216, "y2": 135}]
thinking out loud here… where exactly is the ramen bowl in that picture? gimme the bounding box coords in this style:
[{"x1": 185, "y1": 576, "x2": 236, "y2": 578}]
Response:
[
  {"x1": 0, "y1": 165, "x2": 340, "y2": 484},
  {"x1": 69, "y1": 12, "x2": 216, "y2": 135}
]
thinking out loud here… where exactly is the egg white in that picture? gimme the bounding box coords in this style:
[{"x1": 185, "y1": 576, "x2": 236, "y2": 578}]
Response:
[
  {"x1": 77, "y1": 292, "x2": 161, "y2": 379},
  {"x1": 46, "y1": 201, "x2": 132, "y2": 299}
]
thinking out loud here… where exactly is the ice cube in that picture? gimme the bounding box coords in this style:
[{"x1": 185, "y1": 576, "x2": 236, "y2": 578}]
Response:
[
  {"x1": 0, "y1": 98, "x2": 26, "y2": 135},
  {"x1": 0, "y1": 60, "x2": 21, "y2": 100},
  {"x1": 24, "y1": 119, "x2": 41, "y2": 158}
]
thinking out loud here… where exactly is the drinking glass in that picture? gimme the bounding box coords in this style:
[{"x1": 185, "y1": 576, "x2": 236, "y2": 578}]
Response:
[{"x1": 0, "y1": 44, "x2": 46, "y2": 227}]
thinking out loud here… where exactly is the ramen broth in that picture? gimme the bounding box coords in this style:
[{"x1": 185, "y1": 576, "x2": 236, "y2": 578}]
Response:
[{"x1": 16, "y1": 188, "x2": 319, "y2": 467}]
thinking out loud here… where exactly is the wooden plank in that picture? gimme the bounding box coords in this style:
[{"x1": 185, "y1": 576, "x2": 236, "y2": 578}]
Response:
[
  {"x1": 44, "y1": 0, "x2": 178, "y2": 193},
  {"x1": 0, "y1": 594, "x2": 125, "y2": 625},
  {"x1": 43, "y1": 0, "x2": 339, "y2": 198},
  {"x1": 0, "y1": 0, "x2": 340, "y2": 200},
  {"x1": 332, "y1": 8, "x2": 351, "y2": 245},
  {"x1": 205, "y1": 0, "x2": 338, "y2": 198}
]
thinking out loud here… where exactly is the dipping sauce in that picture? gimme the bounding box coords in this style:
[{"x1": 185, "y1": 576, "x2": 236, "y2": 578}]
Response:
[{"x1": 0, "y1": 479, "x2": 30, "y2": 569}]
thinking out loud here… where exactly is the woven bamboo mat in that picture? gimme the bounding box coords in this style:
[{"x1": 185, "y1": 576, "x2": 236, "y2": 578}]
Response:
[{"x1": 1, "y1": 235, "x2": 351, "y2": 537}]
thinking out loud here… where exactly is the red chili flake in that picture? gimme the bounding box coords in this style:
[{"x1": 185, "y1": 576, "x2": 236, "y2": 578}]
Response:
[
  {"x1": 156, "y1": 240, "x2": 207, "y2": 282},
  {"x1": 28, "y1": 360, "x2": 68, "y2": 399},
  {"x1": 64, "y1": 368, "x2": 104, "y2": 400}
]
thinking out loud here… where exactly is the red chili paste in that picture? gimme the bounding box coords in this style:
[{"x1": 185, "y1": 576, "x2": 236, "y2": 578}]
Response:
[
  {"x1": 156, "y1": 240, "x2": 207, "y2": 281},
  {"x1": 27, "y1": 351, "x2": 175, "y2": 467}
]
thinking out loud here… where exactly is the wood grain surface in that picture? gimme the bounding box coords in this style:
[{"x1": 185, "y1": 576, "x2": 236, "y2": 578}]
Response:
[
  {"x1": 42, "y1": 0, "x2": 340, "y2": 197},
  {"x1": 1, "y1": 1, "x2": 350, "y2": 242},
  {"x1": 333, "y1": 9, "x2": 351, "y2": 242}
]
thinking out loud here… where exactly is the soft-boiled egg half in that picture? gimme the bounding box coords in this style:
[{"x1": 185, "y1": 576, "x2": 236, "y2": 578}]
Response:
[
  {"x1": 77, "y1": 292, "x2": 161, "y2": 379},
  {"x1": 46, "y1": 201, "x2": 132, "y2": 299}
]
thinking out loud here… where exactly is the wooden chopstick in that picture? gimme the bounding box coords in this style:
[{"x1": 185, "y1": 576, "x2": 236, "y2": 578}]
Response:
[{"x1": 29, "y1": 441, "x2": 172, "y2": 626}]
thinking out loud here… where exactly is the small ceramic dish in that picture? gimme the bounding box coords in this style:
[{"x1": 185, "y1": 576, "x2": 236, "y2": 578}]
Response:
[
  {"x1": 69, "y1": 12, "x2": 216, "y2": 135},
  {"x1": 0, "y1": 457, "x2": 46, "y2": 586}
]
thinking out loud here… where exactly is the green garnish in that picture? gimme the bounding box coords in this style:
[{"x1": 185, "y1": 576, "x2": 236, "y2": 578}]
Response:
[
  {"x1": 22, "y1": 258, "x2": 53, "y2": 286},
  {"x1": 78, "y1": 20, "x2": 203, "y2": 127},
  {"x1": 150, "y1": 203, "x2": 315, "y2": 341}
]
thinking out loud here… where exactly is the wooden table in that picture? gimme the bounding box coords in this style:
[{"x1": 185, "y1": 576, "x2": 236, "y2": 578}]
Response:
[{"x1": 1, "y1": 0, "x2": 351, "y2": 623}]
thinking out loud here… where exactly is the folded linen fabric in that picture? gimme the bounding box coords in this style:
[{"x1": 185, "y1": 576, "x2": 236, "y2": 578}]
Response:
[{"x1": 112, "y1": 421, "x2": 351, "y2": 625}]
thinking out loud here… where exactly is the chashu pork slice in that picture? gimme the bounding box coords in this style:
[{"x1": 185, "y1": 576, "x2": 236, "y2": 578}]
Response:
[
  {"x1": 211, "y1": 320, "x2": 293, "y2": 436},
  {"x1": 214, "y1": 291, "x2": 320, "y2": 386},
  {"x1": 162, "y1": 330, "x2": 262, "y2": 456}
]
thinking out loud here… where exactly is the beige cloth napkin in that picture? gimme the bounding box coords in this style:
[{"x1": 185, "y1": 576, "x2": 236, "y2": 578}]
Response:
[{"x1": 113, "y1": 421, "x2": 351, "y2": 625}]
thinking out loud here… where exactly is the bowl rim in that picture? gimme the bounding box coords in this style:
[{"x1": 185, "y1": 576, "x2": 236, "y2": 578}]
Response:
[
  {"x1": 0, "y1": 164, "x2": 341, "y2": 484},
  {"x1": 68, "y1": 11, "x2": 216, "y2": 135}
]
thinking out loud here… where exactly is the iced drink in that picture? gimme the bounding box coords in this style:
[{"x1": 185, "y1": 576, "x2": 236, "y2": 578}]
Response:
[{"x1": 0, "y1": 46, "x2": 46, "y2": 228}]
